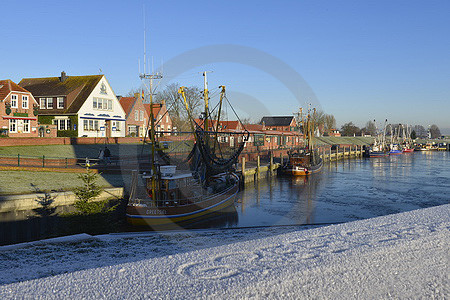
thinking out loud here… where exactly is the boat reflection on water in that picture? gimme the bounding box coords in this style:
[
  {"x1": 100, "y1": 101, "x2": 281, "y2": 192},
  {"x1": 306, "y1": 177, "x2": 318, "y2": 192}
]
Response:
[{"x1": 236, "y1": 174, "x2": 323, "y2": 227}]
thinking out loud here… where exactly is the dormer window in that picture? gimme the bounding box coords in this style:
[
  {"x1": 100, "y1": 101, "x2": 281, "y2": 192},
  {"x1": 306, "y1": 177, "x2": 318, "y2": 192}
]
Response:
[
  {"x1": 22, "y1": 95, "x2": 29, "y2": 109},
  {"x1": 40, "y1": 98, "x2": 46, "y2": 109},
  {"x1": 57, "y1": 97, "x2": 64, "y2": 109},
  {"x1": 11, "y1": 94, "x2": 18, "y2": 108},
  {"x1": 47, "y1": 97, "x2": 53, "y2": 109}
]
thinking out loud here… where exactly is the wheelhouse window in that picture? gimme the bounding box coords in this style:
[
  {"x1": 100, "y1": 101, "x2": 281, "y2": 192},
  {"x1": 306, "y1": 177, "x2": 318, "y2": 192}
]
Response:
[
  {"x1": 11, "y1": 94, "x2": 18, "y2": 108},
  {"x1": 40, "y1": 98, "x2": 46, "y2": 109},
  {"x1": 46, "y1": 98, "x2": 53, "y2": 109},
  {"x1": 57, "y1": 97, "x2": 64, "y2": 109},
  {"x1": 22, "y1": 95, "x2": 29, "y2": 109},
  {"x1": 9, "y1": 119, "x2": 17, "y2": 133}
]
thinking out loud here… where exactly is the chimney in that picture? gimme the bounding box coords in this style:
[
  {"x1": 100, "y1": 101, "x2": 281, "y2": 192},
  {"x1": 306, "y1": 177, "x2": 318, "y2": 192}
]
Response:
[
  {"x1": 60, "y1": 71, "x2": 68, "y2": 82},
  {"x1": 134, "y1": 93, "x2": 140, "y2": 100}
]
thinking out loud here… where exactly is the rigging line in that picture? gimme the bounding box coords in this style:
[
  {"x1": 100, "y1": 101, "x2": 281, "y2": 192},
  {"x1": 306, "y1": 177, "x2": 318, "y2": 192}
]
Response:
[{"x1": 224, "y1": 95, "x2": 249, "y2": 134}]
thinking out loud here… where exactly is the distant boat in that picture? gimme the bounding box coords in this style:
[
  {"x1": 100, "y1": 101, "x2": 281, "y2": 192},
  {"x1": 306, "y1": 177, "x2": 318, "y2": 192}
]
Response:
[
  {"x1": 280, "y1": 107, "x2": 323, "y2": 176},
  {"x1": 366, "y1": 119, "x2": 389, "y2": 158},
  {"x1": 389, "y1": 144, "x2": 403, "y2": 155}
]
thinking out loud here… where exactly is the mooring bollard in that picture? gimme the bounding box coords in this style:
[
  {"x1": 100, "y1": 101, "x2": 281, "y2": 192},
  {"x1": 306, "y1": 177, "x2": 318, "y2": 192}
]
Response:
[{"x1": 256, "y1": 155, "x2": 260, "y2": 181}]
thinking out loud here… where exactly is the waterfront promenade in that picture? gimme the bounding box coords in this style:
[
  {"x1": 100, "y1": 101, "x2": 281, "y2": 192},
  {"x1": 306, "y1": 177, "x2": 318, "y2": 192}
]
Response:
[{"x1": 0, "y1": 204, "x2": 448, "y2": 298}]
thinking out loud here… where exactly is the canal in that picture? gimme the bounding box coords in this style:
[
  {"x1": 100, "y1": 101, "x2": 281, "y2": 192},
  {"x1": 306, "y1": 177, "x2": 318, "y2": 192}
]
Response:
[
  {"x1": 1, "y1": 151, "x2": 449, "y2": 245},
  {"x1": 233, "y1": 151, "x2": 449, "y2": 227}
]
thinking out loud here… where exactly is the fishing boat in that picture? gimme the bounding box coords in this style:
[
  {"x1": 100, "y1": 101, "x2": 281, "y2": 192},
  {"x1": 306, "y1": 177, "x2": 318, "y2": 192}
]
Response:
[
  {"x1": 401, "y1": 124, "x2": 414, "y2": 153},
  {"x1": 280, "y1": 107, "x2": 323, "y2": 176},
  {"x1": 388, "y1": 124, "x2": 403, "y2": 155},
  {"x1": 126, "y1": 73, "x2": 248, "y2": 228},
  {"x1": 365, "y1": 119, "x2": 389, "y2": 157}
]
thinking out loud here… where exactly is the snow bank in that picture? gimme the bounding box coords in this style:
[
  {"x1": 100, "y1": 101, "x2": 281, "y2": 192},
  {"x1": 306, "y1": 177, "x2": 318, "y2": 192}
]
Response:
[{"x1": 0, "y1": 204, "x2": 448, "y2": 299}]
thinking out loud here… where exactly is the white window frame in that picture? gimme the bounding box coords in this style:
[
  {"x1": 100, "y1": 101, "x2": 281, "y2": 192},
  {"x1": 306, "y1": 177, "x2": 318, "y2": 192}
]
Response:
[
  {"x1": 140, "y1": 111, "x2": 144, "y2": 121},
  {"x1": 40, "y1": 98, "x2": 46, "y2": 109},
  {"x1": 9, "y1": 119, "x2": 17, "y2": 133},
  {"x1": 83, "y1": 120, "x2": 88, "y2": 130},
  {"x1": 11, "y1": 94, "x2": 18, "y2": 108},
  {"x1": 57, "y1": 97, "x2": 64, "y2": 109},
  {"x1": 135, "y1": 110, "x2": 139, "y2": 121},
  {"x1": 108, "y1": 99, "x2": 112, "y2": 110},
  {"x1": 22, "y1": 95, "x2": 29, "y2": 109},
  {"x1": 93, "y1": 98, "x2": 98, "y2": 109},
  {"x1": 46, "y1": 97, "x2": 53, "y2": 109},
  {"x1": 97, "y1": 99, "x2": 103, "y2": 110},
  {"x1": 23, "y1": 120, "x2": 30, "y2": 133},
  {"x1": 58, "y1": 119, "x2": 65, "y2": 130}
]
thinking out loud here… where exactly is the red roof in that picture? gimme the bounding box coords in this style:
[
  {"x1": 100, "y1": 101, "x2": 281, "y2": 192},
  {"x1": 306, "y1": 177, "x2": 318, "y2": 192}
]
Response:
[
  {"x1": 0, "y1": 79, "x2": 31, "y2": 101},
  {"x1": 143, "y1": 103, "x2": 162, "y2": 118},
  {"x1": 119, "y1": 97, "x2": 135, "y2": 115}
]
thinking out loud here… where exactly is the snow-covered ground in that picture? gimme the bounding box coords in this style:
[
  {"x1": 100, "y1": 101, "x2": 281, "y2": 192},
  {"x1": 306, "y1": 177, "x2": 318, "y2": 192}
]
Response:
[{"x1": 0, "y1": 204, "x2": 448, "y2": 299}]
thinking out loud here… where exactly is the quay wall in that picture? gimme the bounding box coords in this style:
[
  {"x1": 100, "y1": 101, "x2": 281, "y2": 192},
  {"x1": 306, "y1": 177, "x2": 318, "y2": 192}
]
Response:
[{"x1": 0, "y1": 187, "x2": 123, "y2": 213}]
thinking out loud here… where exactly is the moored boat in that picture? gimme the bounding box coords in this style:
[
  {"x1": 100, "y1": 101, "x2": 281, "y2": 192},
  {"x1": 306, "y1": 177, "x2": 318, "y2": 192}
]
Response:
[
  {"x1": 126, "y1": 73, "x2": 247, "y2": 228},
  {"x1": 280, "y1": 106, "x2": 323, "y2": 176}
]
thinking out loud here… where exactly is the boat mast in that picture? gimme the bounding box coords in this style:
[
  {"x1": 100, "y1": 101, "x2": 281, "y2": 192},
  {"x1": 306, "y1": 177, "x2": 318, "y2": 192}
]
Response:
[
  {"x1": 202, "y1": 71, "x2": 212, "y2": 134},
  {"x1": 140, "y1": 7, "x2": 162, "y2": 199}
]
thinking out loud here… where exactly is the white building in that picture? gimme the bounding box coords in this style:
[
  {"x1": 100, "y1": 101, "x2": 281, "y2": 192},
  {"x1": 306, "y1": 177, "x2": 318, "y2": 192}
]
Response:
[{"x1": 20, "y1": 72, "x2": 125, "y2": 137}]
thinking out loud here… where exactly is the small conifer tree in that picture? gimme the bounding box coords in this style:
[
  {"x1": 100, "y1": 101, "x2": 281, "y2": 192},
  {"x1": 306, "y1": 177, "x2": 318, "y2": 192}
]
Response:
[{"x1": 73, "y1": 169, "x2": 105, "y2": 214}]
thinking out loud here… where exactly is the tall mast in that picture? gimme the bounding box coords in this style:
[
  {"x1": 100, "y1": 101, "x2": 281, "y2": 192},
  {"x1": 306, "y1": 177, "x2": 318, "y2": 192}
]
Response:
[
  {"x1": 202, "y1": 71, "x2": 212, "y2": 132},
  {"x1": 140, "y1": 5, "x2": 162, "y2": 199}
]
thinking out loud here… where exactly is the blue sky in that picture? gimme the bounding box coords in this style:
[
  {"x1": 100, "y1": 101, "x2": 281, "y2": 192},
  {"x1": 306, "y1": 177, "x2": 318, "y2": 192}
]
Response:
[{"x1": 1, "y1": 0, "x2": 449, "y2": 133}]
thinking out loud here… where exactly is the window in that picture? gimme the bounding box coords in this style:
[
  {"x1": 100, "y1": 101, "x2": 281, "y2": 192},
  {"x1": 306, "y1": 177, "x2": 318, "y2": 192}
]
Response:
[
  {"x1": 67, "y1": 119, "x2": 71, "y2": 130},
  {"x1": 166, "y1": 115, "x2": 168, "y2": 123},
  {"x1": 135, "y1": 110, "x2": 139, "y2": 121},
  {"x1": 22, "y1": 95, "x2": 29, "y2": 109},
  {"x1": 40, "y1": 98, "x2": 46, "y2": 109},
  {"x1": 89, "y1": 120, "x2": 94, "y2": 130},
  {"x1": 93, "y1": 98, "x2": 98, "y2": 109},
  {"x1": 94, "y1": 120, "x2": 99, "y2": 130},
  {"x1": 11, "y1": 95, "x2": 18, "y2": 108},
  {"x1": 9, "y1": 119, "x2": 17, "y2": 133},
  {"x1": 140, "y1": 111, "x2": 144, "y2": 121},
  {"x1": 108, "y1": 100, "x2": 112, "y2": 110},
  {"x1": 23, "y1": 120, "x2": 30, "y2": 133},
  {"x1": 58, "y1": 119, "x2": 65, "y2": 130},
  {"x1": 97, "y1": 99, "x2": 103, "y2": 109},
  {"x1": 46, "y1": 98, "x2": 53, "y2": 109},
  {"x1": 83, "y1": 120, "x2": 88, "y2": 130},
  {"x1": 57, "y1": 97, "x2": 64, "y2": 109}
]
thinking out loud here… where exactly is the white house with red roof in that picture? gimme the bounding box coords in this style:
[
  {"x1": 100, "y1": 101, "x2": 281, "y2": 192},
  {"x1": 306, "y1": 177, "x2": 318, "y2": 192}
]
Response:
[{"x1": 0, "y1": 79, "x2": 39, "y2": 137}]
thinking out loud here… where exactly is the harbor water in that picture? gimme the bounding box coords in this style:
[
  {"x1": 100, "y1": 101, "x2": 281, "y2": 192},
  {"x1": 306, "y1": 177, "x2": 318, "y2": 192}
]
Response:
[{"x1": 233, "y1": 151, "x2": 449, "y2": 227}]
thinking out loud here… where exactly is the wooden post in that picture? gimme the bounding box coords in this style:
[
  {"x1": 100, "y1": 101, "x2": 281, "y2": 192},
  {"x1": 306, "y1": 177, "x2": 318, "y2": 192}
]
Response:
[
  {"x1": 17, "y1": 154, "x2": 20, "y2": 167},
  {"x1": 256, "y1": 155, "x2": 260, "y2": 181},
  {"x1": 241, "y1": 157, "x2": 246, "y2": 176},
  {"x1": 42, "y1": 155, "x2": 45, "y2": 168},
  {"x1": 280, "y1": 153, "x2": 283, "y2": 165},
  {"x1": 269, "y1": 151, "x2": 273, "y2": 175},
  {"x1": 329, "y1": 147, "x2": 332, "y2": 162}
]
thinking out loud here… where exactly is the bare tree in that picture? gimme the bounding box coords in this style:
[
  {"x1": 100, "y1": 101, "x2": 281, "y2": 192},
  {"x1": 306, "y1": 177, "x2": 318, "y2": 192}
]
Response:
[
  {"x1": 429, "y1": 124, "x2": 441, "y2": 139},
  {"x1": 341, "y1": 122, "x2": 361, "y2": 136},
  {"x1": 362, "y1": 120, "x2": 377, "y2": 136},
  {"x1": 324, "y1": 114, "x2": 336, "y2": 132},
  {"x1": 155, "y1": 83, "x2": 202, "y2": 131}
]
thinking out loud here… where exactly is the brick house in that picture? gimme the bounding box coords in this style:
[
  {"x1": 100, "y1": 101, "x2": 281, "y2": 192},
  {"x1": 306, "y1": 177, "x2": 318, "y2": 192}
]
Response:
[
  {"x1": 119, "y1": 93, "x2": 148, "y2": 137},
  {"x1": 144, "y1": 100, "x2": 173, "y2": 136},
  {"x1": 19, "y1": 72, "x2": 125, "y2": 137},
  {"x1": 0, "y1": 79, "x2": 39, "y2": 137},
  {"x1": 260, "y1": 116, "x2": 297, "y2": 132}
]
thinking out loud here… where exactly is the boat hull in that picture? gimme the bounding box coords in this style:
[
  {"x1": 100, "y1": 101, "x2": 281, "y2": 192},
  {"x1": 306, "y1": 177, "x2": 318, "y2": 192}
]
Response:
[
  {"x1": 389, "y1": 150, "x2": 403, "y2": 155},
  {"x1": 126, "y1": 182, "x2": 239, "y2": 228},
  {"x1": 402, "y1": 148, "x2": 414, "y2": 153},
  {"x1": 282, "y1": 159, "x2": 323, "y2": 176},
  {"x1": 369, "y1": 151, "x2": 389, "y2": 158}
]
